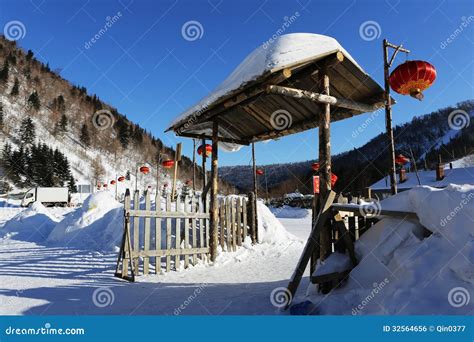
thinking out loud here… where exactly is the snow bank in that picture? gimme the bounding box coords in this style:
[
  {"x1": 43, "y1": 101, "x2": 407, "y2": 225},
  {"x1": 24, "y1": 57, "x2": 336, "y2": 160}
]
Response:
[
  {"x1": 0, "y1": 202, "x2": 59, "y2": 243},
  {"x1": 257, "y1": 201, "x2": 297, "y2": 244},
  {"x1": 47, "y1": 192, "x2": 123, "y2": 251},
  {"x1": 304, "y1": 185, "x2": 474, "y2": 315},
  {"x1": 270, "y1": 205, "x2": 311, "y2": 219}
]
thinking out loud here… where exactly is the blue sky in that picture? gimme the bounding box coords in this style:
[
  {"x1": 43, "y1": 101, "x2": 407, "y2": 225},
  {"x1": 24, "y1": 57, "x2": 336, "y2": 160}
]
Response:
[{"x1": 1, "y1": 0, "x2": 473, "y2": 166}]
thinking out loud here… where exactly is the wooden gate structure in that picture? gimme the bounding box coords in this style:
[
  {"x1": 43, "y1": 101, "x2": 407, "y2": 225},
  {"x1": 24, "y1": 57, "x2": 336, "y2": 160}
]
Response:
[{"x1": 115, "y1": 189, "x2": 253, "y2": 281}]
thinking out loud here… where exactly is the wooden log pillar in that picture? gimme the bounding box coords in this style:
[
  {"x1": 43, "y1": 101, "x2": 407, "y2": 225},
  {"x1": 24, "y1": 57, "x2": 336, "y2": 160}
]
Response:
[
  {"x1": 201, "y1": 138, "x2": 207, "y2": 193},
  {"x1": 192, "y1": 139, "x2": 196, "y2": 192},
  {"x1": 209, "y1": 121, "x2": 219, "y2": 262},
  {"x1": 251, "y1": 142, "x2": 259, "y2": 243},
  {"x1": 318, "y1": 67, "x2": 332, "y2": 262}
]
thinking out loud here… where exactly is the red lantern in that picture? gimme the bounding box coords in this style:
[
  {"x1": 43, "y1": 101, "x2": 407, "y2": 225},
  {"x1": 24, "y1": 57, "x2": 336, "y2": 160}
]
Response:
[
  {"x1": 330, "y1": 173, "x2": 338, "y2": 187},
  {"x1": 139, "y1": 166, "x2": 150, "y2": 174},
  {"x1": 97, "y1": 182, "x2": 102, "y2": 188},
  {"x1": 103, "y1": 183, "x2": 108, "y2": 188},
  {"x1": 197, "y1": 144, "x2": 212, "y2": 157},
  {"x1": 389, "y1": 60, "x2": 436, "y2": 101},
  {"x1": 256, "y1": 168, "x2": 264, "y2": 176},
  {"x1": 395, "y1": 154, "x2": 410, "y2": 165},
  {"x1": 162, "y1": 160, "x2": 174, "y2": 169},
  {"x1": 118, "y1": 176, "x2": 125, "y2": 182},
  {"x1": 110, "y1": 180, "x2": 116, "y2": 185},
  {"x1": 163, "y1": 183, "x2": 169, "y2": 188},
  {"x1": 311, "y1": 162, "x2": 320, "y2": 171},
  {"x1": 148, "y1": 185, "x2": 152, "y2": 189}
]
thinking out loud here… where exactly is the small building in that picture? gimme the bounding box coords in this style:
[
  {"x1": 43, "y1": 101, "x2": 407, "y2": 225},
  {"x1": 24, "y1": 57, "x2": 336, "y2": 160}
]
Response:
[{"x1": 369, "y1": 166, "x2": 474, "y2": 198}]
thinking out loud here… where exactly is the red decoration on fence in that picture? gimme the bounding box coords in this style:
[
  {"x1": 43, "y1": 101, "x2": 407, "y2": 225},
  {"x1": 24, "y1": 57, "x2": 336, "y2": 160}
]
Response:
[
  {"x1": 139, "y1": 166, "x2": 150, "y2": 174},
  {"x1": 256, "y1": 168, "x2": 264, "y2": 176},
  {"x1": 118, "y1": 176, "x2": 125, "y2": 182},
  {"x1": 389, "y1": 60, "x2": 436, "y2": 100},
  {"x1": 103, "y1": 183, "x2": 108, "y2": 188},
  {"x1": 197, "y1": 144, "x2": 212, "y2": 157},
  {"x1": 110, "y1": 180, "x2": 116, "y2": 185},
  {"x1": 162, "y1": 160, "x2": 175, "y2": 169},
  {"x1": 311, "y1": 162, "x2": 320, "y2": 171}
]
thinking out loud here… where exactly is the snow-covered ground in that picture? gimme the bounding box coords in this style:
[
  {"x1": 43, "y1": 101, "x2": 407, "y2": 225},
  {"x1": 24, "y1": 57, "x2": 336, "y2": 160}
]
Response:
[{"x1": 0, "y1": 184, "x2": 472, "y2": 315}]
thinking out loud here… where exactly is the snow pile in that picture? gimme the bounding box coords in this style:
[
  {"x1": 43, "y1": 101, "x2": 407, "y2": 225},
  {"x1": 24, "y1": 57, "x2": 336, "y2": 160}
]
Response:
[
  {"x1": 257, "y1": 201, "x2": 297, "y2": 244},
  {"x1": 47, "y1": 192, "x2": 123, "y2": 251},
  {"x1": 0, "y1": 202, "x2": 60, "y2": 243},
  {"x1": 304, "y1": 184, "x2": 474, "y2": 315},
  {"x1": 270, "y1": 205, "x2": 311, "y2": 219}
]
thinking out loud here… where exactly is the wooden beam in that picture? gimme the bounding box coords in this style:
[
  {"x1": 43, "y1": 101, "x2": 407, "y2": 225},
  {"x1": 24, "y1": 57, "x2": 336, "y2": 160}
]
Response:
[
  {"x1": 266, "y1": 85, "x2": 383, "y2": 113},
  {"x1": 331, "y1": 203, "x2": 419, "y2": 220},
  {"x1": 252, "y1": 142, "x2": 259, "y2": 243},
  {"x1": 178, "y1": 132, "x2": 250, "y2": 146},
  {"x1": 209, "y1": 121, "x2": 219, "y2": 262}
]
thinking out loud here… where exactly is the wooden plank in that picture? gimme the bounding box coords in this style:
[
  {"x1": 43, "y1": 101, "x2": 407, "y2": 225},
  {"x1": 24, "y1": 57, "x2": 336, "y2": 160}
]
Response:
[
  {"x1": 175, "y1": 196, "x2": 181, "y2": 270},
  {"x1": 120, "y1": 190, "x2": 131, "y2": 276},
  {"x1": 285, "y1": 191, "x2": 336, "y2": 309},
  {"x1": 331, "y1": 204, "x2": 419, "y2": 220},
  {"x1": 242, "y1": 198, "x2": 248, "y2": 241},
  {"x1": 333, "y1": 212, "x2": 357, "y2": 266},
  {"x1": 133, "y1": 190, "x2": 140, "y2": 275},
  {"x1": 206, "y1": 195, "x2": 210, "y2": 260},
  {"x1": 209, "y1": 121, "x2": 219, "y2": 262},
  {"x1": 155, "y1": 192, "x2": 162, "y2": 274},
  {"x1": 226, "y1": 198, "x2": 232, "y2": 251},
  {"x1": 348, "y1": 216, "x2": 356, "y2": 241},
  {"x1": 166, "y1": 194, "x2": 171, "y2": 272},
  {"x1": 134, "y1": 247, "x2": 210, "y2": 257},
  {"x1": 236, "y1": 197, "x2": 242, "y2": 246},
  {"x1": 219, "y1": 199, "x2": 225, "y2": 248},
  {"x1": 191, "y1": 196, "x2": 198, "y2": 266},
  {"x1": 127, "y1": 210, "x2": 209, "y2": 219},
  {"x1": 143, "y1": 190, "x2": 151, "y2": 275},
  {"x1": 231, "y1": 197, "x2": 237, "y2": 251},
  {"x1": 199, "y1": 196, "x2": 205, "y2": 261},
  {"x1": 184, "y1": 195, "x2": 190, "y2": 268}
]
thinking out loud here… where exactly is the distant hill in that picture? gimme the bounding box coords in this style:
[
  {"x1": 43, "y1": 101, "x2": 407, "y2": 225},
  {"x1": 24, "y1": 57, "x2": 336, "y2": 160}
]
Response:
[{"x1": 220, "y1": 101, "x2": 474, "y2": 197}]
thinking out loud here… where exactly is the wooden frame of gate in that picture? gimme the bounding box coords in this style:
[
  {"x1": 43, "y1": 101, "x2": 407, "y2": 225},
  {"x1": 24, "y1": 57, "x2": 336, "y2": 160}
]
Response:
[{"x1": 115, "y1": 189, "x2": 252, "y2": 281}]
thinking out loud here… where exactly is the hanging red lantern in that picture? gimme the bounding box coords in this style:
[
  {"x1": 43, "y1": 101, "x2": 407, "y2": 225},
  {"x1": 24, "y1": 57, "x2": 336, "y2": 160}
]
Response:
[
  {"x1": 389, "y1": 60, "x2": 436, "y2": 101},
  {"x1": 330, "y1": 173, "x2": 338, "y2": 187},
  {"x1": 395, "y1": 154, "x2": 410, "y2": 165},
  {"x1": 163, "y1": 183, "x2": 169, "y2": 188},
  {"x1": 197, "y1": 144, "x2": 212, "y2": 157},
  {"x1": 110, "y1": 180, "x2": 116, "y2": 185},
  {"x1": 103, "y1": 183, "x2": 108, "y2": 188},
  {"x1": 256, "y1": 168, "x2": 264, "y2": 176},
  {"x1": 139, "y1": 166, "x2": 150, "y2": 174},
  {"x1": 97, "y1": 182, "x2": 102, "y2": 188},
  {"x1": 162, "y1": 160, "x2": 174, "y2": 169},
  {"x1": 118, "y1": 176, "x2": 125, "y2": 182},
  {"x1": 311, "y1": 162, "x2": 320, "y2": 171}
]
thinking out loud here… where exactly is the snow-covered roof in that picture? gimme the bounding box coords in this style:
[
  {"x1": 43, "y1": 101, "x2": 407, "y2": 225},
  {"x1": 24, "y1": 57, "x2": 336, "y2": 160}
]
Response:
[
  {"x1": 167, "y1": 33, "x2": 385, "y2": 147},
  {"x1": 370, "y1": 166, "x2": 474, "y2": 190}
]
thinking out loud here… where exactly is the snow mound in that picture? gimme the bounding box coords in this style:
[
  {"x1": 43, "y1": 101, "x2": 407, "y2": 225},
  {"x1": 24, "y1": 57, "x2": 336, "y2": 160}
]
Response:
[
  {"x1": 305, "y1": 185, "x2": 474, "y2": 315},
  {"x1": 258, "y1": 201, "x2": 297, "y2": 244},
  {"x1": 0, "y1": 202, "x2": 60, "y2": 243},
  {"x1": 270, "y1": 205, "x2": 311, "y2": 219},
  {"x1": 47, "y1": 192, "x2": 123, "y2": 251}
]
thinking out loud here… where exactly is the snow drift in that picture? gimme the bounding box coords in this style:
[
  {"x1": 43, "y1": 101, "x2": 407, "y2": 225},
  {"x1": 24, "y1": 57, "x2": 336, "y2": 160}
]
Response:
[
  {"x1": 47, "y1": 192, "x2": 123, "y2": 251},
  {"x1": 0, "y1": 202, "x2": 60, "y2": 243},
  {"x1": 304, "y1": 184, "x2": 474, "y2": 315}
]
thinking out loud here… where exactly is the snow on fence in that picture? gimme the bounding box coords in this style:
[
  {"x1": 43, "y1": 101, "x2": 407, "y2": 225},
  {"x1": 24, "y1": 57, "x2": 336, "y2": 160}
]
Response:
[{"x1": 115, "y1": 190, "x2": 250, "y2": 281}]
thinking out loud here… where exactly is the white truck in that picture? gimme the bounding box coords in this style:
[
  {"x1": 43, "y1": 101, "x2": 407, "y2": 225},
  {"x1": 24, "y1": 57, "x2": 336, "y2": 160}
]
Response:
[{"x1": 21, "y1": 187, "x2": 69, "y2": 207}]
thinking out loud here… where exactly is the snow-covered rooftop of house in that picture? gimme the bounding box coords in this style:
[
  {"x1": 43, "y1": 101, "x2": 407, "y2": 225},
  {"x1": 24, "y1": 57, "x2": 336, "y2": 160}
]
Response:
[
  {"x1": 167, "y1": 33, "x2": 362, "y2": 130},
  {"x1": 370, "y1": 166, "x2": 474, "y2": 190}
]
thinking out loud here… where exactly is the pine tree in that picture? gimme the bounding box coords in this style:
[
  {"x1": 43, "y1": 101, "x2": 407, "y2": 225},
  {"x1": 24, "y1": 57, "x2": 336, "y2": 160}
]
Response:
[
  {"x1": 26, "y1": 50, "x2": 34, "y2": 61},
  {"x1": 27, "y1": 91, "x2": 40, "y2": 110},
  {"x1": 68, "y1": 175, "x2": 77, "y2": 193},
  {"x1": 0, "y1": 60, "x2": 9, "y2": 83},
  {"x1": 1, "y1": 143, "x2": 12, "y2": 170},
  {"x1": 0, "y1": 103, "x2": 3, "y2": 131},
  {"x1": 80, "y1": 123, "x2": 91, "y2": 146},
  {"x1": 125, "y1": 170, "x2": 131, "y2": 180},
  {"x1": 10, "y1": 77, "x2": 19, "y2": 96},
  {"x1": 117, "y1": 122, "x2": 129, "y2": 149},
  {"x1": 58, "y1": 114, "x2": 68, "y2": 134},
  {"x1": 19, "y1": 117, "x2": 36, "y2": 146}
]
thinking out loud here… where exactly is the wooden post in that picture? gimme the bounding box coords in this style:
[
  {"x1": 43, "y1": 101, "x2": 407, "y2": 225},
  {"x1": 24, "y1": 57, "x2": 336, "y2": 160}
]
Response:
[
  {"x1": 318, "y1": 67, "x2": 332, "y2": 262},
  {"x1": 201, "y1": 138, "x2": 207, "y2": 193},
  {"x1": 248, "y1": 192, "x2": 256, "y2": 244},
  {"x1": 171, "y1": 143, "x2": 181, "y2": 201},
  {"x1": 192, "y1": 139, "x2": 196, "y2": 192},
  {"x1": 209, "y1": 121, "x2": 219, "y2": 262},
  {"x1": 251, "y1": 142, "x2": 259, "y2": 243}
]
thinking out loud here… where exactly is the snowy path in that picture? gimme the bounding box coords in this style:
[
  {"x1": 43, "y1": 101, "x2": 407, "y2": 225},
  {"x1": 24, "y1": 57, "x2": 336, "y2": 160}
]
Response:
[{"x1": 0, "y1": 213, "x2": 312, "y2": 315}]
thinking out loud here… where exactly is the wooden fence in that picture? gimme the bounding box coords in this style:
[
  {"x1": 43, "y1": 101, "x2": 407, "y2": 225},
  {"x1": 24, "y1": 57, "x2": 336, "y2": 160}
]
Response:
[{"x1": 115, "y1": 190, "x2": 251, "y2": 281}]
